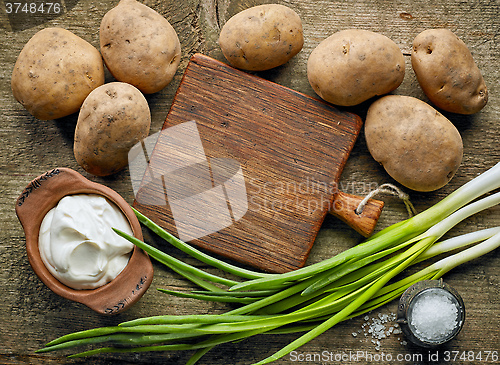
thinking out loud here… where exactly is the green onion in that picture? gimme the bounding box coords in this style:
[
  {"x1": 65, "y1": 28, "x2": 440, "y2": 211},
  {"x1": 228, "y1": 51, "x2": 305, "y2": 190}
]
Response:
[
  {"x1": 38, "y1": 162, "x2": 500, "y2": 364},
  {"x1": 132, "y1": 207, "x2": 270, "y2": 280}
]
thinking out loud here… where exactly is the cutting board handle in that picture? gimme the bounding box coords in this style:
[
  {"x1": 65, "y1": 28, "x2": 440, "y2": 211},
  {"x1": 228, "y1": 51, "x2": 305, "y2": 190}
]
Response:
[{"x1": 329, "y1": 191, "x2": 384, "y2": 237}]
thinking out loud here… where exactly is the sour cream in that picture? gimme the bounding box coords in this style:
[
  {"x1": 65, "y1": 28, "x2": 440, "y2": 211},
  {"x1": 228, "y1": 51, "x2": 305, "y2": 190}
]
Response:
[{"x1": 38, "y1": 194, "x2": 135, "y2": 290}]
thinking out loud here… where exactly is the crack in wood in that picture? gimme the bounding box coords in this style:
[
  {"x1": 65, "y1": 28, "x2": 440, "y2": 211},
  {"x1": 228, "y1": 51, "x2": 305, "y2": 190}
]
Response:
[{"x1": 215, "y1": 0, "x2": 221, "y2": 30}]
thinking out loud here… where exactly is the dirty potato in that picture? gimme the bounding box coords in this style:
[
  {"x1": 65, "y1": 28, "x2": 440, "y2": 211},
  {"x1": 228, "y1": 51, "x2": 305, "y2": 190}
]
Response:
[
  {"x1": 100, "y1": 0, "x2": 181, "y2": 94},
  {"x1": 11, "y1": 28, "x2": 104, "y2": 120},
  {"x1": 411, "y1": 28, "x2": 488, "y2": 114},
  {"x1": 219, "y1": 4, "x2": 304, "y2": 71},
  {"x1": 365, "y1": 95, "x2": 463, "y2": 192},
  {"x1": 307, "y1": 29, "x2": 405, "y2": 106},
  {"x1": 74, "y1": 82, "x2": 151, "y2": 176}
]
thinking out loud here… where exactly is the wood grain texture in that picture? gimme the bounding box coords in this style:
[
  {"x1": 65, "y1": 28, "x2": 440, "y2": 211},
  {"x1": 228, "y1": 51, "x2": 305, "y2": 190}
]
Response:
[
  {"x1": 134, "y1": 53, "x2": 364, "y2": 273},
  {"x1": 1, "y1": 0, "x2": 499, "y2": 364}
]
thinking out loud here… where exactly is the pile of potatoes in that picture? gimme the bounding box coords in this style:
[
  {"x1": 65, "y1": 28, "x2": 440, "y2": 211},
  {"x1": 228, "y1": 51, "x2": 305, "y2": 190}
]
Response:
[
  {"x1": 11, "y1": 0, "x2": 181, "y2": 176},
  {"x1": 12, "y1": 2, "x2": 488, "y2": 190},
  {"x1": 305, "y1": 27, "x2": 487, "y2": 192},
  {"x1": 218, "y1": 5, "x2": 487, "y2": 192}
]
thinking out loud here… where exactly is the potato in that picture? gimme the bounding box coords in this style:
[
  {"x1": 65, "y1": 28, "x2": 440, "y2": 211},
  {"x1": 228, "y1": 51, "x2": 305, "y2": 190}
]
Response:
[
  {"x1": 219, "y1": 4, "x2": 303, "y2": 71},
  {"x1": 307, "y1": 29, "x2": 405, "y2": 106},
  {"x1": 100, "y1": 0, "x2": 181, "y2": 94},
  {"x1": 411, "y1": 29, "x2": 488, "y2": 114},
  {"x1": 365, "y1": 95, "x2": 463, "y2": 192},
  {"x1": 74, "y1": 82, "x2": 151, "y2": 176},
  {"x1": 11, "y1": 28, "x2": 104, "y2": 120}
]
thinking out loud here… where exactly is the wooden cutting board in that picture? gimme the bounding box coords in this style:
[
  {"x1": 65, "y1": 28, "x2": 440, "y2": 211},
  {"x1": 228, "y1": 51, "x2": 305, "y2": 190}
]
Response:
[{"x1": 133, "y1": 53, "x2": 383, "y2": 273}]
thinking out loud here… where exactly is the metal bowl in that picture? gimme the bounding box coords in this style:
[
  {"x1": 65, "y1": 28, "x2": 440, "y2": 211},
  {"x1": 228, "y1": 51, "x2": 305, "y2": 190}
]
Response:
[{"x1": 396, "y1": 279, "x2": 465, "y2": 347}]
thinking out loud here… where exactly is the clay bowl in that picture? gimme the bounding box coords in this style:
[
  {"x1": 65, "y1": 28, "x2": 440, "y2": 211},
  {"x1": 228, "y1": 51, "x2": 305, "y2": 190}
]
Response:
[{"x1": 15, "y1": 167, "x2": 153, "y2": 315}]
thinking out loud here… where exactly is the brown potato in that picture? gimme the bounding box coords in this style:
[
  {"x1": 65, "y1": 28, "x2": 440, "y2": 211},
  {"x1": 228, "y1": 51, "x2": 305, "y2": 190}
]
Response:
[
  {"x1": 11, "y1": 28, "x2": 104, "y2": 120},
  {"x1": 219, "y1": 4, "x2": 304, "y2": 71},
  {"x1": 74, "y1": 82, "x2": 151, "y2": 176},
  {"x1": 411, "y1": 29, "x2": 488, "y2": 114},
  {"x1": 365, "y1": 95, "x2": 463, "y2": 192},
  {"x1": 100, "y1": 0, "x2": 181, "y2": 94},
  {"x1": 307, "y1": 29, "x2": 405, "y2": 106}
]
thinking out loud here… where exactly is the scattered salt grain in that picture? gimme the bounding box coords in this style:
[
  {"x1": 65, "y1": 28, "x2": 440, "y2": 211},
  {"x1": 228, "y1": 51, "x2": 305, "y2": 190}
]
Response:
[{"x1": 353, "y1": 311, "x2": 398, "y2": 350}]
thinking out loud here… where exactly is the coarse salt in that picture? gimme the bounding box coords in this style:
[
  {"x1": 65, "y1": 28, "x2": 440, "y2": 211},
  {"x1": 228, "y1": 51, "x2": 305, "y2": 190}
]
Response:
[
  {"x1": 352, "y1": 311, "x2": 399, "y2": 350},
  {"x1": 408, "y1": 288, "x2": 459, "y2": 342}
]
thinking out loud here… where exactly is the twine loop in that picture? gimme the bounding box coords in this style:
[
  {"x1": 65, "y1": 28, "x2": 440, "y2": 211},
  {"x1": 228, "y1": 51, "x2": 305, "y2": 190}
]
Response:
[{"x1": 355, "y1": 183, "x2": 417, "y2": 218}]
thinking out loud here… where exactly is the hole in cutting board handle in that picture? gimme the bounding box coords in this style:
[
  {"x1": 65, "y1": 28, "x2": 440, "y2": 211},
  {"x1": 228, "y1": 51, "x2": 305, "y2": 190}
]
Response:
[{"x1": 329, "y1": 191, "x2": 384, "y2": 237}]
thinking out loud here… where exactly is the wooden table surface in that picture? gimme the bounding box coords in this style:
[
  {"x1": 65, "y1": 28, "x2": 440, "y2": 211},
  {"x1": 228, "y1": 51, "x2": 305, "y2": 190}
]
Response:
[{"x1": 1, "y1": 0, "x2": 499, "y2": 364}]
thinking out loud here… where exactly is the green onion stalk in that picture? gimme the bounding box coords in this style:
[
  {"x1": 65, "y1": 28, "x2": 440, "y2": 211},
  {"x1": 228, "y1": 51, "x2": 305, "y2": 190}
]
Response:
[{"x1": 38, "y1": 162, "x2": 500, "y2": 364}]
